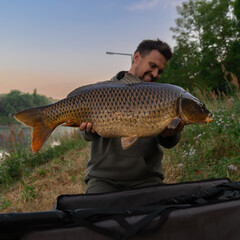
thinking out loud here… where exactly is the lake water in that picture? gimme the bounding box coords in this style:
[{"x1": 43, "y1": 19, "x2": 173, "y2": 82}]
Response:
[{"x1": 0, "y1": 124, "x2": 77, "y2": 153}]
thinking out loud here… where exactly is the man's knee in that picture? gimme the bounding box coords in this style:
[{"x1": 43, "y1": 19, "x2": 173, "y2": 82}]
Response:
[{"x1": 85, "y1": 178, "x2": 121, "y2": 194}]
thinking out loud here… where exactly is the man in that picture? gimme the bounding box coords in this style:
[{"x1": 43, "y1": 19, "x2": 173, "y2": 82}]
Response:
[{"x1": 80, "y1": 39, "x2": 184, "y2": 194}]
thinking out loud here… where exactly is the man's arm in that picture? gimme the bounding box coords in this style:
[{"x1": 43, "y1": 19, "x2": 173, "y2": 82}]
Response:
[
  {"x1": 157, "y1": 133, "x2": 181, "y2": 148},
  {"x1": 157, "y1": 120, "x2": 185, "y2": 148}
]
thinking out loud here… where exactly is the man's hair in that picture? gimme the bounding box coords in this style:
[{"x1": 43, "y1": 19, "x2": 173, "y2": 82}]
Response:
[{"x1": 134, "y1": 39, "x2": 172, "y2": 61}]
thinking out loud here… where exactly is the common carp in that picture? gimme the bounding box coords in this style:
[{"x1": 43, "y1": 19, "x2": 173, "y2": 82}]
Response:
[{"x1": 14, "y1": 79, "x2": 213, "y2": 153}]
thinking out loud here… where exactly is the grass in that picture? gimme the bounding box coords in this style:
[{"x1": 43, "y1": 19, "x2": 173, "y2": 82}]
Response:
[
  {"x1": 163, "y1": 89, "x2": 240, "y2": 183},
  {"x1": 0, "y1": 146, "x2": 90, "y2": 212},
  {"x1": 0, "y1": 127, "x2": 90, "y2": 212},
  {"x1": 0, "y1": 89, "x2": 239, "y2": 212},
  {"x1": 0, "y1": 127, "x2": 87, "y2": 186}
]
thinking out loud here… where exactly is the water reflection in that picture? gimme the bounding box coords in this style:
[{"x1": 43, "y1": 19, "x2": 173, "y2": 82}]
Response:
[
  {"x1": 51, "y1": 140, "x2": 61, "y2": 148},
  {"x1": 0, "y1": 124, "x2": 77, "y2": 154},
  {"x1": 0, "y1": 150, "x2": 10, "y2": 162}
]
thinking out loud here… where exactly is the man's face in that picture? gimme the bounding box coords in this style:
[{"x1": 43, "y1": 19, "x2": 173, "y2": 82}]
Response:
[{"x1": 131, "y1": 50, "x2": 167, "y2": 82}]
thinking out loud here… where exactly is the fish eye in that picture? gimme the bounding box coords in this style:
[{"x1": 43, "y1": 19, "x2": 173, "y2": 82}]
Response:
[
  {"x1": 199, "y1": 103, "x2": 207, "y2": 112},
  {"x1": 192, "y1": 98, "x2": 205, "y2": 110}
]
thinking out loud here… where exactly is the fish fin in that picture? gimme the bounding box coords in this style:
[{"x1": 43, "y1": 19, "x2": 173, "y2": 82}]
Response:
[
  {"x1": 67, "y1": 73, "x2": 141, "y2": 98},
  {"x1": 121, "y1": 136, "x2": 139, "y2": 150},
  {"x1": 32, "y1": 123, "x2": 55, "y2": 153},
  {"x1": 167, "y1": 117, "x2": 182, "y2": 129},
  {"x1": 14, "y1": 107, "x2": 55, "y2": 153}
]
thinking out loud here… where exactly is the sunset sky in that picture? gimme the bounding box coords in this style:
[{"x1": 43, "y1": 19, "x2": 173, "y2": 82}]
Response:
[{"x1": 0, "y1": 0, "x2": 183, "y2": 99}]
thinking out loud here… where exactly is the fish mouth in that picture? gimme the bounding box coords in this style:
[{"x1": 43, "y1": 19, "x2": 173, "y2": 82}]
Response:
[{"x1": 205, "y1": 113, "x2": 214, "y2": 125}]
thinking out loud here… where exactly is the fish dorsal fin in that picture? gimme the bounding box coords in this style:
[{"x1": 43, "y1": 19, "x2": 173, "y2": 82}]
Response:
[
  {"x1": 119, "y1": 73, "x2": 143, "y2": 85},
  {"x1": 167, "y1": 117, "x2": 181, "y2": 129},
  {"x1": 121, "y1": 136, "x2": 139, "y2": 150},
  {"x1": 67, "y1": 73, "x2": 142, "y2": 98}
]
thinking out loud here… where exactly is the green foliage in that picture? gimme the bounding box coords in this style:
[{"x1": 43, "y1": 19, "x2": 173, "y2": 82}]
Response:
[
  {"x1": 234, "y1": 0, "x2": 240, "y2": 21},
  {"x1": 0, "y1": 131, "x2": 87, "y2": 189},
  {"x1": 0, "y1": 89, "x2": 52, "y2": 124},
  {"x1": 37, "y1": 168, "x2": 46, "y2": 176},
  {"x1": 165, "y1": 92, "x2": 240, "y2": 182},
  {"x1": 0, "y1": 196, "x2": 11, "y2": 211},
  {"x1": 161, "y1": 0, "x2": 240, "y2": 93},
  {"x1": 21, "y1": 178, "x2": 42, "y2": 202}
]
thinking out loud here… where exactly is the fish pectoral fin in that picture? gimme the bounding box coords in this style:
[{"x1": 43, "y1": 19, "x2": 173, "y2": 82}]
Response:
[
  {"x1": 167, "y1": 117, "x2": 182, "y2": 129},
  {"x1": 121, "y1": 136, "x2": 139, "y2": 150}
]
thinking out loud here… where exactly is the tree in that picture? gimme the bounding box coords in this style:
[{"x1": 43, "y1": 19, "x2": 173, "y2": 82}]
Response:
[
  {"x1": 0, "y1": 97, "x2": 5, "y2": 116},
  {"x1": 1, "y1": 90, "x2": 52, "y2": 124},
  {"x1": 161, "y1": 0, "x2": 239, "y2": 93},
  {"x1": 224, "y1": 0, "x2": 240, "y2": 86},
  {"x1": 4, "y1": 90, "x2": 34, "y2": 116}
]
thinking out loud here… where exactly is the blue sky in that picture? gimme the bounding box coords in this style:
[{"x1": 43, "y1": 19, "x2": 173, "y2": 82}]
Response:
[{"x1": 0, "y1": 0, "x2": 183, "y2": 99}]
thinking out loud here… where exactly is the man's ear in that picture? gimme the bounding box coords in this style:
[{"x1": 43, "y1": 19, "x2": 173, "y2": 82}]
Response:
[{"x1": 133, "y1": 51, "x2": 141, "y2": 64}]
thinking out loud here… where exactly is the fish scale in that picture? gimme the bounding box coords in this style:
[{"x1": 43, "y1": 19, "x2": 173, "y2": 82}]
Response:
[
  {"x1": 46, "y1": 84, "x2": 174, "y2": 133},
  {"x1": 14, "y1": 81, "x2": 213, "y2": 153}
]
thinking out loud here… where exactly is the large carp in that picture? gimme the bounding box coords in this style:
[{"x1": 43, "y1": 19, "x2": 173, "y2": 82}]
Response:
[{"x1": 14, "y1": 80, "x2": 213, "y2": 153}]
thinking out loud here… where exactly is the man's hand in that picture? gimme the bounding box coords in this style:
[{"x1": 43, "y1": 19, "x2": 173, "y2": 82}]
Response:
[
  {"x1": 80, "y1": 122, "x2": 96, "y2": 134},
  {"x1": 160, "y1": 120, "x2": 185, "y2": 137}
]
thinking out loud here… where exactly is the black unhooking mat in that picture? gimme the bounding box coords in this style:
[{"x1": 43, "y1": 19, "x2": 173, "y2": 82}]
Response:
[{"x1": 1, "y1": 178, "x2": 240, "y2": 240}]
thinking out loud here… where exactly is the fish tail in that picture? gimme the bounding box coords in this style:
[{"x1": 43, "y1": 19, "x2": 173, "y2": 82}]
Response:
[{"x1": 14, "y1": 107, "x2": 55, "y2": 153}]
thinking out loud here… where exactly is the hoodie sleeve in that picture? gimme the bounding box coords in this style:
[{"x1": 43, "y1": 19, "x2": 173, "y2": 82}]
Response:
[
  {"x1": 156, "y1": 132, "x2": 181, "y2": 149},
  {"x1": 80, "y1": 130, "x2": 100, "y2": 142}
]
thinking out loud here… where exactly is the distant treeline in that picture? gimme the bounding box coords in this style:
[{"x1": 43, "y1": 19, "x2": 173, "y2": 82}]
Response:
[
  {"x1": 161, "y1": 0, "x2": 240, "y2": 94},
  {"x1": 0, "y1": 89, "x2": 53, "y2": 124}
]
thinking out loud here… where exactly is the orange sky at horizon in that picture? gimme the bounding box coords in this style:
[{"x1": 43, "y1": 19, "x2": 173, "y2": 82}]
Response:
[{"x1": 0, "y1": 69, "x2": 116, "y2": 100}]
